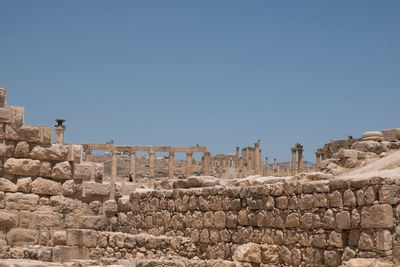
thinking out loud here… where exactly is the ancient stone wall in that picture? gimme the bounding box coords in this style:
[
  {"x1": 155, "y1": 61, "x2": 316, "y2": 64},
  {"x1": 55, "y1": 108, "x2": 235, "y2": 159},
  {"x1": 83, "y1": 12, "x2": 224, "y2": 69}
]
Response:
[{"x1": 115, "y1": 177, "x2": 400, "y2": 266}]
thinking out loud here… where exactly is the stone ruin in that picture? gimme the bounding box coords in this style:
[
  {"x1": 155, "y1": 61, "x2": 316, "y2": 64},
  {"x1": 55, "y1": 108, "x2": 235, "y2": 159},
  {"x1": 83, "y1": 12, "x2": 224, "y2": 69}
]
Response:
[{"x1": 1, "y1": 86, "x2": 400, "y2": 266}]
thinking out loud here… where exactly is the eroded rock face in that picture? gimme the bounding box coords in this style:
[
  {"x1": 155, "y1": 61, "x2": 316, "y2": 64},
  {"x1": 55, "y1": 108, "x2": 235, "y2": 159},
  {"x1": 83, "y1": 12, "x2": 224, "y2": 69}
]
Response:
[{"x1": 362, "y1": 131, "x2": 384, "y2": 142}]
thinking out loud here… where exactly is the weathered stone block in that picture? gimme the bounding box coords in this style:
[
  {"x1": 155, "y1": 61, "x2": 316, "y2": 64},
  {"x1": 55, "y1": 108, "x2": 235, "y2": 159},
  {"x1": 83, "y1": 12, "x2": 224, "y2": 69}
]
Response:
[
  {"x1": 213, "y1": 211, "x2": 226, "y2": 229},
  {"x1": 232, "y1": 243, "x2": 261, "y2": 264},
  {"x1": 104, "y1": 200, "x2": 118, "y2": 216},
  {"x1": 5, "y1": 192, "x2": 39, "y2": 210},
  {"x1": 3, "y1": 158, "x2": 41, "y2": 176},
  {"x1": 285, "y1": 213, "x2": 300, "y2": 228},
  {"x1": 329, "y1": 190, "x2": 343, "y2": 207},
  {"x1": 82, "y1": 181, "x2": 110, "y2": 197},
  {"x1": 33, "y1": 211, "x2": 62, "y2": 227},
  {"x1": 361, "y1": 204, "x2": 393, "y2": 228},
  {"x1": 0, "y1": 178, "x2": 17, "y2": 192},
  {"x1": 29, "y1": 144, "x2": 68, "y2": 161},
  {"x1": 343, "y1": 189, "x2": 357, "y2": 207},
  {"x1": 7, "y1": 228, "x2": 38, "y2": 245},
  {"x1": 31, "y1": 177, "x2": 62, "y2": 195},
  {"x1": 0, "y1": 210, "x2": 18, "y2": 228},
  {"x1": 376, "y1": 230, "x2": 392, "y2": 251},
  {"x1": 16, "y1": 177, "x2": 32, "y2": 193},
  {"x1": 52, "y1": 230, "x2": 66, "y2": 246},
  {"x1": 336, "y1": 211, "x2": 351, "y2": 230},
  {"x1": 75, "y1": 215, "x2": 107, "y2": 230},
  {"x1": 51, "y1": 161, "x2": 72, "y2": 179},
  {"x1": 14, "y1": 141, "x2": 29, "y2": 158},
  {"x1": 379, "y1": 184, "x2": 400, "y2": 204},
  {"x1": 0, "y1": 143, "x2": 14, "y2": 157},
  {"x1": 358, "y1": 232, "x2": 374, "y2": 250}
]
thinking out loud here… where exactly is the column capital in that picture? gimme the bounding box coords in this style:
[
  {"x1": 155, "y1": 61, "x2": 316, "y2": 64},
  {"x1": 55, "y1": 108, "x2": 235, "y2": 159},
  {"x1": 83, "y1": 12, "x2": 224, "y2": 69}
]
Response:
[
  {"x1": 149, "y1": 150, "x2": 155, "y2": 155},
  {"x1": 291, "y1": 147, "x2": 297, "y2": 153},
  {"x1": 112, "y1": 150, "x2": 118, "y2": 155},
  {"x1": 187, "y1": 151, "x2": 193, "y2": 156},
  {"x1": 205, "y1": 152, "x2": 211, "y2": 156}
]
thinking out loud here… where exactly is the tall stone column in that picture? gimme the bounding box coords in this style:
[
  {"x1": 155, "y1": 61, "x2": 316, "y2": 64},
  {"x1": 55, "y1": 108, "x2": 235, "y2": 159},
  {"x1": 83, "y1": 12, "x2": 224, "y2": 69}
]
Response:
[
  {"x1": 149, "y1": 151, "x2": 155, "y2": 188},
  {"x1": 315, "y1": 152, "x2": 321, "y2": 171},
  {"x1": 54, "y1": 119, "x2": 66, "y2": 144},
  {"x1": 129, "y1": 151, "x2": 136, "y2": 183},
  {"x1": 204, "y1": 152, "x2": 210, "y2": 176},
  {"x1": 0, "y1": 87, "x2": 6, "y2": 108},
  {"x1": 273, "y1": 158, "x2": 277, "y2": 172},
  {"x1": 241, "y1": 148, "x2": 247, "y2": 176},
  {"x1": 264, "y1": 157, "x2": 269, "y2": 176},
  {"x1": 235, "y1": 147, "x2": 240, "y2": 168},
  {"x1": 247, "y1": 148, "x2": 253, "y2": 172},
  {"x1": 259, "y1": 149, "x2": 262, "y2": 173},
  {"x1": 85, "y1": 148, "x2": 92, "y2": 162},
  {"x1": 186, "y1": 152, "x2": 193, "y2": 178},
  {"x1": 291, "y1": 147, "x2": 297, "y2": 176},
  {"x1": 254, "y1": 142, "x2": 260, "y2": 175},
  {"x1": 168, "y1": 152, "x2": 174, "y2": 179},
  {"x1": 297, "y1": 145, "x2": 304, "y2": 173},
  {"x1": 110, "y1": 150, "x2": 118, "y2": 200}
]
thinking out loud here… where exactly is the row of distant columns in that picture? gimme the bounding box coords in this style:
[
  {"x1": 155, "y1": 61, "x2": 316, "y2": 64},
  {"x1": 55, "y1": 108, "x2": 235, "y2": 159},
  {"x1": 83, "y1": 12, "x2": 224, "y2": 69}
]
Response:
[
  {"x1": 237, "y1": 142, "x2": 263, "y2": 176},
  {"x1": 85, "y1": 149, "x2": 211, "y2": 188},
  {"x1": 290, "y1": 143, "x2": 304, "y2": 176}
]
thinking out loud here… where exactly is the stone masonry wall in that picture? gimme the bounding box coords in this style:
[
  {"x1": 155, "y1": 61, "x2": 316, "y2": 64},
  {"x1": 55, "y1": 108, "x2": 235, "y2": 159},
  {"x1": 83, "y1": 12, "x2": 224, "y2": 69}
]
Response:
[{"x1": 120, "y1": 177, "x2": 400, "y2": 266}]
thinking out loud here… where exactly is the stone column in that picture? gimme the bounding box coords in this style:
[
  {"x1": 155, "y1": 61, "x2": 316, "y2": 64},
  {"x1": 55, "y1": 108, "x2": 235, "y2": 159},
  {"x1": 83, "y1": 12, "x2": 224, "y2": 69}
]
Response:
[
  {"x1": 54, "y1": 120, "x2": 66, "y2": 144},
  {"x1": 247, "y1": 148, "x2": 253, "y2": 172},
  {"x1": 186, "y1": 152, "x2": 193, "y2": 178},
  {"x1": 264, "y1": 157, "x2": 269, "y2": 176},
  {"x1": 235, "y1": 147, "x2": 240, "y2": 168},
  {"x1": 254, "y1": 142, "x2": 260, "y2": 175},
  {"x1": 273, "y1": 158, "x2": 277, "y2": 172},
  {"x1": 241, "y1": 148, "x2": 246, "y2": 175},
  {"x1": 149, "y1": 151, "x2": 155, "y2": 187},
  {"x1": 129, "y1": 151, "x2": 136, "y2": 183},
  {"x1": 259, "y1": 149, "x2": 262, "y2": 173},
  {"x1": 297, "y1": 146, "x2": 304, "y2": 173},
  {"x1": 110, "y1": 150, "x2": 118, "y2": 199},
  {"x1": 168, "y1": 152, "x2": 174, "y2": 179},
  {"x1": 315, "y1": 152, "x2": 321, "y2": 171},
  {"x1": 204, "y1": 152, "x2": 210, "y2": 176},
  {"x1": 85, "y1": 148, "x2": 92, "y2": 162},
  {"x1": 0, "y1": 87, "x2": 6, "y2": 108},
  {"x1": 291, "y1": 147, "x2": 297, "y2": 176}
]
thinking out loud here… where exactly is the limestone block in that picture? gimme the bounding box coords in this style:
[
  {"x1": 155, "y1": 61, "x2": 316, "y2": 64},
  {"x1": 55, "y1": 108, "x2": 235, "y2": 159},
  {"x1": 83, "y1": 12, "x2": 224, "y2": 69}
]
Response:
[
  {"x1": 52, "y1": 246, "x2": 89, "y2": 262},
  {"x1": 0, "y1": 178, "x2": 17, "y2": 192},
  {"x1": 29, "y1": 144, "x2": 68, "y2": 161},
  {"x1": 81, "y1": 229, "x2": 98, "y2": 247},
  {"x1": 0, "y1": 106, "x2": 24, "y2": 126},
  {"x1": 336, "y1": 211, "x2": 351, "y2": 229},
  {"x1": 324, "y1": 250, "x2": 341, "y2": 267},
  {"x1": 5, "y1": 192, "x2": 39, "y2": 211},
  {"x1": 361, "y1": 204, "x2": 393, "y2": 228},
  {"x1": 82, "y1": 182, "x2": 110, "y2": 197},
  {"x1": 75, "y1": 215, "x2": 107, "y2": 230},
  {"x1": 104, "y1": 200, "x2": 118, "y2": 216},
  {"x1": 74, "y1": 162, "x2": 94, "y2": 180},
  {"x1": 275, "y1": 196, "x2": 288, "y2": 209},
  {"x1": 14, "y1": 141, "x2": 29, "y2": 158},
  {"x1": 381, "y1": 128, "x2": 400, "y2": 141},
  {"x1": 376, "y1": 230, "x2": 392, "y2": 251},
  {"x1": 51, "y1": 161, "x2": 72, "y2": 179},
  {"x1": 67, "y1": 144, "x2": 82, "y2": 163},
  {"x1": 51, "y1": 230, "x2": 66, "y2": 246},
  {"x1": 351, "y1": 141, "x2": 385, "y2": 154},
  {"x1": 329, "y1": 191, "x2": 343, "y2": 208},
  {"x1": 343, "y1": 189, "x2": 357, "y2": 207},
  {"x1": 187, "y1": 176, "x2": 220, "y2": 188},
  {"x1": 39, "y1": 161, "x2": 52, "y2": 177},
  {"x1": 260, "y1": 244, "x2": 279, "y2": 264},
  {"x1": 213, "y1": 211, "x2": 226, "y2": 229},
  {"x1": 3, "y1": 158, "x2": 41, "y2": 176},
  {"x1": 232, "y1": 243, "x2": 261, "y2": 264},
  {"x1": 0, "y1": 210, "x2": 18, "y2": 228},
  {"x1": 379, "y1": 184, "x2": 400, "y2": 204},
  {"x1": 31, "y1": 177, "x2": 62, "y2": 196},
  {"x1": 322, "y1": 209, "x2": 336, "y2": 229},
  {"x1": 33, "y1": 211, "x2": 62, "y2": 227},
  {"x1": 312, "y1": 233, "x2": 327, "y2": 248},
  {"x1": 358, "y1": 232, "x2": 374, "y2": 250},
  {"x1": 300, "y1": 213, "x2": 313, "y2": 229},
  {"x1": 329, "y1": 231, "x2": 344, "y2": 248},
  {"x1": 62, "y1": 180, "x2": 76, "y2": 197},
  {"x1": 7, "y1": 228, "x2": 38, "y2": 245},
  {"x1": 117, "y1": 196, "x2": 131, "y2": 212},
  {"x1": 16, "y1": 177, "x2": 32, "y2": 192},
  {"x1": 285, "y1": 213, "x2": 300, "y2": 228}
]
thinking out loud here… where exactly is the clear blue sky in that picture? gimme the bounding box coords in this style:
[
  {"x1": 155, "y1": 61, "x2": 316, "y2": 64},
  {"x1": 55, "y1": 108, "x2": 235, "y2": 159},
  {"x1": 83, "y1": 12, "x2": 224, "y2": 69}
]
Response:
[{"x1": 1, "y1": 1, "x2": 399, "y2": 162}]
